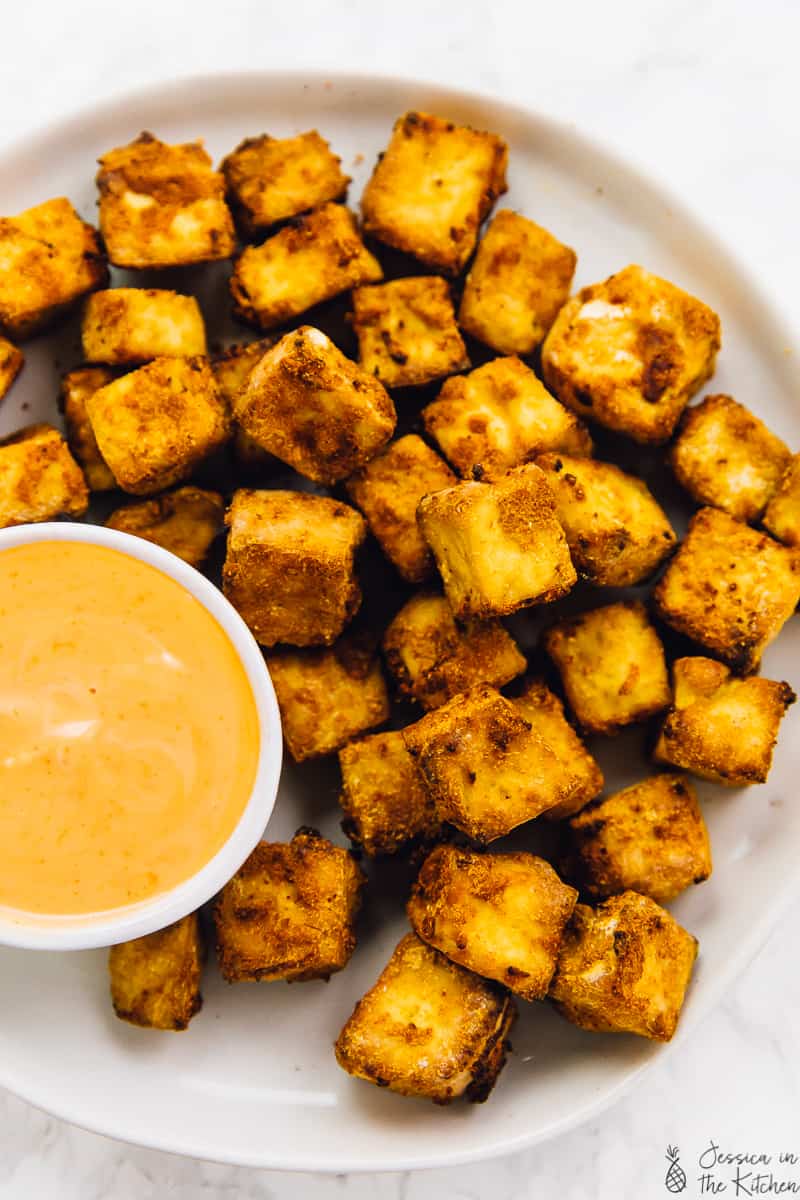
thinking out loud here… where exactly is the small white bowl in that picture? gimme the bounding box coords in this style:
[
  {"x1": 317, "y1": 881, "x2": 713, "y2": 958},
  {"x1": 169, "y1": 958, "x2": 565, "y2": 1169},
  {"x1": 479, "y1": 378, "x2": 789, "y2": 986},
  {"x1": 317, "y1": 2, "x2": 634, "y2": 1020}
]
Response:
[{"x1": 0, "y1": 521, "x2": 283, "y2": 952}]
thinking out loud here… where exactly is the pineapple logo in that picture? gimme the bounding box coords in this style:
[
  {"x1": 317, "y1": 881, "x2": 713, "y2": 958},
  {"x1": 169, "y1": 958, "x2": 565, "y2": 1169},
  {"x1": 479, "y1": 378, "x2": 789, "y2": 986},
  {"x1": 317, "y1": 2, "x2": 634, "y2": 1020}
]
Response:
[{"x1": 665, "y1": 1145, "x2": 687, "y2": 1193}]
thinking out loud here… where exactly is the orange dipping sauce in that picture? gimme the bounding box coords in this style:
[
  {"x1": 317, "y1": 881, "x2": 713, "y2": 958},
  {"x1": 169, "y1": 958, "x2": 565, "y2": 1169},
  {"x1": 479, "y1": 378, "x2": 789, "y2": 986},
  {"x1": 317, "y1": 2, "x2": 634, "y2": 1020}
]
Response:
[{"x1": 0, "y1": 541, "x2": 260, "y2": 916}]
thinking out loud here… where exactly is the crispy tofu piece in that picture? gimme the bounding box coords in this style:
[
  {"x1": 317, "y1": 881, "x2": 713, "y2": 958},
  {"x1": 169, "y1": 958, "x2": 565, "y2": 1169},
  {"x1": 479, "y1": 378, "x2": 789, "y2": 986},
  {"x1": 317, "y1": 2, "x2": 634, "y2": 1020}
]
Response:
[
  {"x1": 544, "y1": 601, "x2": 671, "y2": 735},
  {"x1": 0, "y1": 197, "x2": 107, "y2": 338},
  {"x1": 423, "y1": 356, "x2": 592, "y2": 481},
  {"x1": 382, "y1": 591, "x2": 526, "y2": 710},
  {"x1": 221, "y1": 130, "x2": 349, "y2": 236},
  {"x1": 654, "y1": 656, "x2": 796, "y2": 785},
  {"x1": 230, "y1": 203, "x2": 382, "y2": 330},
  {"x1": 542, "y1": 265, "x2": 721, "y2": 444},
  {"x1": 549, "y1": 891, "x2": 698, "y2": 1041},
  {"x1": 0, "y1": 335, "x2": 23, "y2": 401},
  {"x1": 535, "y1": 452, "x2": 676, "y2": 586},
  {"x1": 106, "y1": 485, "x2": 225, "y2": 568},
  {"x1": 403, "y1": 684, "x2": 576, "y2": 843},
  {"x1": 222, "y1": 488, "x2": 366, "y2": 648},
  {"x1": 109, "y1": 913, "x2": 204, "y2": 1031},
  {"x1": 82, "y1": 288, "x2": 207, "y2": 365},
  {"x1": 85, "y1": 356, "x2": 229, "y2": 495},
  {"x1": 345, "y1": 435, "x2": 456, "y2": 583},
  {"x1": 459, "y1": 211, "x2": 577, "y2": 355},
  {"x1": 409, "y1": 845, "x2": 578, "y2": 1001},
  {"x1": 211, "y1": 338, "x2": 276, "y2": 405},
  {"x1": 335, "y1": 931, "x2": 515, "y2": 1104},
  {"x1": 417, "y1": 462, "x2": 576, "y2": 619},
  {"x1": 59, "y1": 366, "x2": 118, "y2": 491},
  {"x1": 361, "y1": 111, "x2": 508, "y2": 276},
  {"x1": 351, "y1": 276, "x2": 469, "y2": 388},
  {"x1": 0, "y1": 424, "x2": 88, "y2": 528},
  {"x1": 764, "y1": 455, "x2": 800, "y2": 547},
  {"x1": 267, "y1": 635, "x2": 390, "y2": 761},
  {"x1": 214, "y1": 830, "x2": 366, "y2": 983},
  {"x1": 96, "y1": 132, "x2": 236, "y2": 269},
  {"x1": 653, "y1": 507, "x2": 800, "y2": 673},
  {"x1": 510, "y1": 678, "x2": 603, "y2": 820},
  {"x1": 233, "y1": 326, "x2": 395, "y2": 484},
  {"x1": 339, "y1": 730, "x2": 439, "y2": 856},
  {"x1": 563, "y1": 774, "x2": 712, "y2": 904}
]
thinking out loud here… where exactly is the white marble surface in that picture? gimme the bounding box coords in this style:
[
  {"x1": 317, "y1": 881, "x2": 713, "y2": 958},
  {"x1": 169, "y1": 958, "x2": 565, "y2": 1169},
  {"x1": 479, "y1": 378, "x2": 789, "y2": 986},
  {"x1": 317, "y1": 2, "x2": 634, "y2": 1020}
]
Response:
[{"x1": 1, "y1": 1, "x2": 799, "y2": 1195}]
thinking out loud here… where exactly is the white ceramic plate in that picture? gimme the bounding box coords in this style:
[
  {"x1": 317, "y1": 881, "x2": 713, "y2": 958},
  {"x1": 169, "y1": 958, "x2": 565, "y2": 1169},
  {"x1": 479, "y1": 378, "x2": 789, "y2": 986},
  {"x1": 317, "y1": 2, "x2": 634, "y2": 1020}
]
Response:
[{"x1": 1, "y1": 71, "x2": 799, "y2": 1174}]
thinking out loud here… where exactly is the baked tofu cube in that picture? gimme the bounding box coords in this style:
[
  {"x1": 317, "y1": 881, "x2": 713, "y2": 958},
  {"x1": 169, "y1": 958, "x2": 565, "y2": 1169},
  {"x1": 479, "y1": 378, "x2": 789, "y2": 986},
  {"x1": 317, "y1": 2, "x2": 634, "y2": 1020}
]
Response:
[
  {"x1": 654, "y1": 656, "x2": 796, "y2": 785},
  {"x1": 223, "y1": 489, "x2": 366, "y2": 648},
  {"x1": 81, "y1": 288, "x2": 207, "y2": 365},
  {"x1": 403, "y1": 684, "x2": 575, "y2": 842},
  {"x1": 417, "y1": 462, "x2": 576, "y2": 619},
  {"x1": 339, "y1": 730, "x2": 439, "y2": 856},
  {"x1": 563, "y1": 774, "x2": 712, "y2": 904},
  {"x1": 214, "y1": 830, "x2": 366, "y2": 983},
  {"x1": 109, "y1": 913, "x2": 204, "y2": 1031},
  {"x1": 351, "y1": 276, "x2": 469, "y2": 388},
  {"x1": 0, "y1": 424, "x2": 88, "y2": 528},
  {"x1": 267, "y1": 635, "x2": 390, "y2": 761},
  {"x1": 542, "y1": 265, "x2": 721, "y2": 444},
  {"x1": 85, "y1": 356, "x2": 230, "y2": 495},
  {"x1": 544, "y1": 602, "x2": 671, "y2": 735},
  {"x1": 382, "y1": 591, "x2": 526, "y2": 710},
  {"x1": 361, "y1": 111, "x2": 508, "y2": 276},
  {"x1": 211, "y1": 338, "x2": 276, "y2": 406},
  {"x1": 409, "y1": 845, "x2": 578, "y2": 1001},
  {"x1": 535, "y1": 452, "x2": 676, "y2": 586},
  {"x1": 510, "y1": 678, "x2": 603, "y2": 820},
  {"x1": 0, "y1": 197, "x2": 107, "y2": 338},
  {"x1": 233, "y1": 326, "x2": 395, "y2": 484},
  {"x1": 0, "y1": 336, "x2": 23, "y2": 401},
  {"x1": 59, "y1": 366, "x2": 118, "y2": 492},
  {"x1": 221, "y1": 130, "x2": 349, "y2": 236},
  {"x1": 230, "y1": 203, "x2": 382, "y2": 330},
  {"x1": 459, "y1": 211, "x2": 577, "y2": 355},
  {"x1": 423, "y1": 356, "x2": 592, "y2": 481},
  {"x1": 96, "y1": 132, "x2": 236, "y2": 269},
  {"x1": 653, "y1": 507, "x2": 800, "y2": 673},
  {"x1": 549, "y1": 891, "x2": 698, "y2": 1041},
  {"x1": 335, "y1": 932, "x2": 515, "y2": 1104},
  {"x1": 106, "y1": 486, "x2": 225, "y2": 568},
  {"x1": 764, "y1": 455, "x2": 800, "y2": 546}
]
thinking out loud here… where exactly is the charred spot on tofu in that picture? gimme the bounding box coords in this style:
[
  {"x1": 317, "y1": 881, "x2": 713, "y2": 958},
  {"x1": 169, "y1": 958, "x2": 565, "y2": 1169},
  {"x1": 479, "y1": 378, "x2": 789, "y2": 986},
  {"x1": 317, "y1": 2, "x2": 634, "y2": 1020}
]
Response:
[
  {"x1": 763, "y1": 455, "x2": 800, "y2": 547},
  {"x1": 59, "y1": 366, "x2": 118, "y2": 492},
  {"x1": 109, "y1": 913, "x2": 204, "y2": 1031},
  {"x1": 0, "y1": 423, "x2": 88, "y2": 529},
  {"x1": 351, "y1": 276, "x2": 469, "y2": 388},
  {"x1": 0, "y1": 336, "x2": 23, "y2": 402},
  {"x1": 106, "y1": 486, "x2": 225, "y2": 569},
  {"x1": 338, "y1": 730, "x2": 439, "y2": 856},
  {"x1": 81, "y1": 288, "x2": 207, "y2": 365}
]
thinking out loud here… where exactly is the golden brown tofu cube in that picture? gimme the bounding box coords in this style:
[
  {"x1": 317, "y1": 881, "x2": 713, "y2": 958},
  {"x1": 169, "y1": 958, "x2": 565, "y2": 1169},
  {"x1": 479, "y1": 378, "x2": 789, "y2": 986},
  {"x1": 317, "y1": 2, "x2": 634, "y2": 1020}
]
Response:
[
  {"x1": 459, "y1": 211, "x2": 577, "y2": 355},
  {"x1": 230, "y1": 203, "x2": 382, "y2": 330},
  {"x1": 403, "y1": 683, "x2": 576, "y2": 843},
  {"x1": 214, "y1": 830, "x2": 366, "y2": 983},
  {"x1": 423, "y1": 356, "x2": 592, "y2": 481},
  {"x1": 0, "y1": 424, "x2": 88, "y2": 528},
  {"x1": 417, "y1": 462, "x2": 576, "y2": 620},
  {"x1": 653, "y1": 507, "x2": 800, "y2": 673},
  {"x1": 222, "y1": 488, "x2": 366, "y2": 648},
  {"x1": 59, "y1": 366, "x2": 118, "y2": 492},
  {"x1": 510, "y1": 677, "x2": 603, "y2": 820},
  {"x1": 233, "y1": 326, "x2": 395, "y2": 484},
  {"x1": 106, "y1": 485, "x2": 225, "y2": 568},
  {"x1": 109, "y1": 913, "x2": 204, "y2": 1031},
  {"x1": 764, "y1": 455, "x2": 800, "y2": 546},
  {"x1": 0, "y1": 197, "x2": 107, "y2": 338},
  {"x1": 85, "y1": 356, "x2": 229, "y2": 495},
  {"x1": 267, "y1": 635, "x2": 390, "y2": 761},
  {"x1": 544, "y1": 601, "x2": 671, "y2": 735},
  {"x1": 221, "y1": 130, "x2": 349, "y2": 236},
  {"x1": 211, "y1": 338, "x2": 277, "y2": 406},
  {"x1": 82, "y1": 288, "x2": 207, "y2": 365},
  {"x1": 549, "y1": 891, "x2": 698, "y2": 1041},
  {"x1": 563, "y1": 774, "x2": 712, "y2": 904},
  {"x1": 654, "y1": 656, "x2": 796, "y2": 785},
  {"x1": 345, "y1": 435, "x2": 456, "y2": 583},
  {"x1": 542, "y1": 265, "x2": 721, "y2": 444},
  {"x1": 409, "y1": 845, "x2": 578, "y2": 1001},
  {"x1": 535, "y1": 452, "x2": 676, "y2": 586},
  {"x1": 339, "y1": 730, "x2": 439, "y2": 856},
  {"x1": 96, "y1": 132, "x2": 236, "y2": 269},
  {"x1": 361, "y1": 111, "x2": 508, "y2": 276},
  {"x1": 351, "y1": 276, "x2": 470, "y2": 388},
  {"x1": 0, "y1": 336, "x2": 23, "y2": 401},
  {"x1": 382, "y1": 591, "x2": 525, "y2": 710},
  {"x1": 335, "y1": 931, "x2": 515, "y2": 1104}
]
